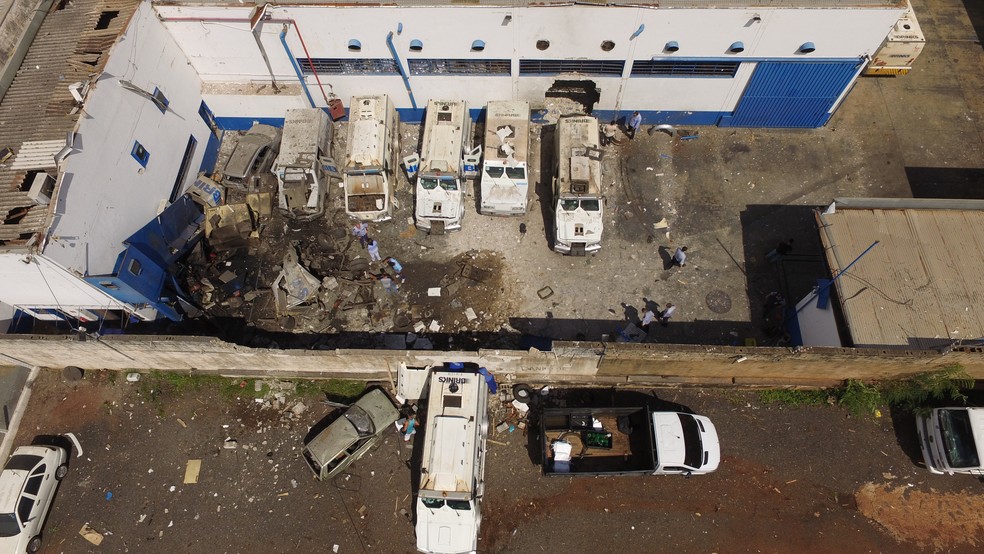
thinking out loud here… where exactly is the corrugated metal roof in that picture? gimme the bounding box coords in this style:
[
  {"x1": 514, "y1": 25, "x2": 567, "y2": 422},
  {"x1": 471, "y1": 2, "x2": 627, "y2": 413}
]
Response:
[
  {"x1": 817, "y1": 201, "x2": 984, "y2": 350},
  {"x1": 0, "y1": 0, "x2": 138, "y2": 245},
  {"x1": 9, "y1": 139, "x2": 63, "y2": 170}
]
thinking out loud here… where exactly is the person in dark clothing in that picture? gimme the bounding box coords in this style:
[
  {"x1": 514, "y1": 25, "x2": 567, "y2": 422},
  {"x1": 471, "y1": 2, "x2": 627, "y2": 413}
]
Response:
[{"x1": 766, "y1": 239, "x2": 794, "y2": 262}]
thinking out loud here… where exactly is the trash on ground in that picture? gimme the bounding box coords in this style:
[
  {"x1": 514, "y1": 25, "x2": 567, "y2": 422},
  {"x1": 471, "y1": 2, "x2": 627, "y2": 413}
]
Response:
[
  {"x1": 79, "y1": 523, "x2": 104, "y2": 545},
  {"x1": 184, "y1": 459, "x2": 202, "y2": 484}
]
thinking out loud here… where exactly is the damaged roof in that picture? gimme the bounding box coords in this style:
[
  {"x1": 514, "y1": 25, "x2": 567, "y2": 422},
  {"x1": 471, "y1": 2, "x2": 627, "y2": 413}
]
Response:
[
  {"x1": 817, "y1": 198, "x2": 984, "y2": 350},
  {"x1": 0, "y1": 0, "x2": 138, "y2": 249}
]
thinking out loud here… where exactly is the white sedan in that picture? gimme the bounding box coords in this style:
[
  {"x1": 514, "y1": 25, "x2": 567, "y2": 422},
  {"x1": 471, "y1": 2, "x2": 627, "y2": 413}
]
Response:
[{"x1": 0, "y1": 445, "x2": 69, "y2": 553}]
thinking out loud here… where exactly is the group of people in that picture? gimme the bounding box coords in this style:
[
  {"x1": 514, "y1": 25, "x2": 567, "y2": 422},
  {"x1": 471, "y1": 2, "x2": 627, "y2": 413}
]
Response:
[
  {"x1": 600, "y1": 111, "x2": 645, "y2": 146},
  {"x1": 352, "y1": 221, "x2": 405, "y2": 293},
  {"x1": 640, "y1": 303, "x2": 676, "y2": 332}
]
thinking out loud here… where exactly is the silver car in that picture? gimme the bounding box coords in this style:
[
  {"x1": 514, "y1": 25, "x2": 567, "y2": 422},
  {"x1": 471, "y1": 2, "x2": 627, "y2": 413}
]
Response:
[
  {"x1": 303, "y1": 388, "x2": 400, "y2": 481},
  {"x1": 222, "y1": 123, "x2": 282, "y2": 189},
  {"x1": 0, "y1": 445, "x2": 69, "y2": 553}
]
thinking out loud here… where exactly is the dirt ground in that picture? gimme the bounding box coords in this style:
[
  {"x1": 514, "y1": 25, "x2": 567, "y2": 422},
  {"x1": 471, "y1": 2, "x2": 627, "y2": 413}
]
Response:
[{"x1": 16, "y1": 370, "x2": 984, "y2": 554}]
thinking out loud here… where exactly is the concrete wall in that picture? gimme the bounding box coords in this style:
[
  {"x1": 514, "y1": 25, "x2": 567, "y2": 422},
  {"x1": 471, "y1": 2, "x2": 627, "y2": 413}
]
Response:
[{"x1": 1, "y1": 334, "x2": 980, "y2": 387}]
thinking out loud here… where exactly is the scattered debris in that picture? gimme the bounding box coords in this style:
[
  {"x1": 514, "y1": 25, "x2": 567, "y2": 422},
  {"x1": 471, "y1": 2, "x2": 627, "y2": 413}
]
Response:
[
  {"x1": 79, "y1": 524, "x2": 104, "y2": 545},
  {"x1": 184, "y1": 459, "x2": 202, "y2": 484}
]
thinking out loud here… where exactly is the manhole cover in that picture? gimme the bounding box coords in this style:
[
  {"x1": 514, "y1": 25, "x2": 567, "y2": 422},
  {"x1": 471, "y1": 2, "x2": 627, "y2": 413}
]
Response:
[{"x1": 705, "y1": 290, "x2": 732, "y2": 314}]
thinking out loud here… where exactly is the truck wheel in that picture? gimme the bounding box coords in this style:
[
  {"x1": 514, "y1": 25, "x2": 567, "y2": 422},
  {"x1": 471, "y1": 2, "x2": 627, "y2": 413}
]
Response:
[
  {"x1": 28, "y1": 536, "x2": 42, "y2": 553},
  {"x1": 512, "y1": 384, "x2": 534, "y2": 404},
  {"x1": 55, "y1": 464, "x2": 68, "y2": 480}
]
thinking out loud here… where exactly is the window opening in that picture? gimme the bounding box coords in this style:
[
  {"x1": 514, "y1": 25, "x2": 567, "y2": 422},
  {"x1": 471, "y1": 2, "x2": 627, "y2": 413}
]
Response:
[{"x1": 131, "y1": 141, "x2": 149, "y2": 167}]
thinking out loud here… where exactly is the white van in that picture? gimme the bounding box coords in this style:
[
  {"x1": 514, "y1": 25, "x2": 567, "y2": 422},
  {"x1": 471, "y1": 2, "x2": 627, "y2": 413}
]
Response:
[
  {"x1": 414, "y1": 100, "x2": 473, "y2": 234},
  {"x1": 415, "y1": 369, "x2": 490, "y2": 554},
  {"x1": 479, "y1": 101, "x2": 530, "y2": 216},
  {"x1": 341, "y1": 95, "x2": 400, "y2": 222}
]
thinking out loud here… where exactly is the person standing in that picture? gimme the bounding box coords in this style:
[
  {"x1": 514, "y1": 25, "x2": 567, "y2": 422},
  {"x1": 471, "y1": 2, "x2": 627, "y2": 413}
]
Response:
[
  {"x1": 395, "y1": 414, "x2": 419, "y2": 442},
  {"x1": 659, "y1": 303, "x2": 676, "y2": 326},
  {"x1": 352, "y1": 221, "x2": 369, "y2": 248},
  {"x1": 384, "y1": 257, "x2": 403, "y2": 278},
  {"x1": 766, "y1": 239, "x2": 794, "y2": 262},
  {"x1": 627, "y1": 111, "x2": 642, "y2": 139},
  {"x1": 601, "y1": 121, "x2": 618, "y2": 146},
  {"x1": 640, "y1": 308, "x2": 656, "y2": 332},
  {"x1": 367, "y1": 238, "x2": 381, "y2": 262},
  {"x1": 672, "y1": 246, "x2": 688, "y2": 267}
]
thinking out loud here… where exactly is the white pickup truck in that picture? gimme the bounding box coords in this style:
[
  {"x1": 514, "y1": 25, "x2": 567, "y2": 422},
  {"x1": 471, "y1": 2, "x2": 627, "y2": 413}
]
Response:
[
  {"x1": 541, "y1": 406, "x2": 720, "y2": 477},
  {"x1": 916, "y1": 407, "x2": 984, "y2": 475}
]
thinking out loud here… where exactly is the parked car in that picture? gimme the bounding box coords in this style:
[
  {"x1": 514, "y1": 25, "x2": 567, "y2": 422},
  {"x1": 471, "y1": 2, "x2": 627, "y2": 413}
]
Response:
[
  {"x1": 916, "y1": 406, "x2": 984, "y2": 475},
  {"x1": 303, "y1": 388, "x2": 400, "y2": 481},
  {"x1": 0, "y1": 445, "x2": 69, "y2": 553},
  {"x1": 222, "y1": 123, "x2": 282, "y2": 189}
]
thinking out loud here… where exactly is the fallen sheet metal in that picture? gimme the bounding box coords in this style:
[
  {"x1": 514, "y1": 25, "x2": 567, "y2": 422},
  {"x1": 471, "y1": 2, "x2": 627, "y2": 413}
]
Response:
[
  {"x1": 273, "y1": 247, "x2": 321, "y2": 316},
  {"x1": 205, "y1": 203, "x2": 256, "y2": 251},
  {"x1": 188, "y1": 174, "x2": 225, "y2": 208}
]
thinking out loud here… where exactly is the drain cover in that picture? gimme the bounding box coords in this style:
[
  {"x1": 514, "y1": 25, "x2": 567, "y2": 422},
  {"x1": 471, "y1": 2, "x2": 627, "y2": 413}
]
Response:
[{"x1": 705, "y1": 290, "x2": 732, "y2": 314}]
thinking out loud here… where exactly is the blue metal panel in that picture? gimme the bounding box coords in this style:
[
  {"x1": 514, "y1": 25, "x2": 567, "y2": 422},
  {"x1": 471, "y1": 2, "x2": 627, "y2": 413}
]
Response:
[{"x1": 722, "y1": 61, "x2": 861, "y2": 128}]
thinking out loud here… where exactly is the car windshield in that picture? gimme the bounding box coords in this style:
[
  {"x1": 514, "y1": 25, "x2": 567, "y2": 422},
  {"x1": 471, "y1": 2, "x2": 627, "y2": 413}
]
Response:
[
  {"x1": 4, "y1": 455, "x2": 40, "y2": 471},
  {"x1": 505, "y1": 167, "x2": 526, "y2": 180},
  {"x1": 580, "y1": 198, "x2": 600, "y2": 211},
  {"x1": 439, "y1": 179, "x2": 458, "y2": 191},
  {"x1": 485, "y1": 167, "x2": 504, "y2": 178},
  {"x1": 559, "y1": 198, "x2": 600, "y2": 212},
  {"x1": 0, "y1": 513, "x2": 20, "y2": 537},
  {"x1": 678, "y1": 414, "x2": 704, "y2": 468},
  {"x1": 421, "y1": 498, "x2": 445, "y2": 509},
  {"x1": 344, "y1": 405, "x2": 375, "y2": 437},
  {"x1": 447, "y1": 499, "x2": 471, "y2": 511},
  {"x1": 939, "y1": 409, "x2": 981, "y2": 468}
]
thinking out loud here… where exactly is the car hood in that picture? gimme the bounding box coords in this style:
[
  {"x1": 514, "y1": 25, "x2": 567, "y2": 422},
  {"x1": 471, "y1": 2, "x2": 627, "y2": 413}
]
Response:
[
  {"x1": 416, "y1": 185, "x2": 463, "y2": 220},
  {"x1": 0, "y1": 533, "x2": 26, "y2": 551},
  {"x1": 555, "y1": 207, "x2": 603, "y2": 244},
  {"x1": 416, "y1": 509, "x2": 477, "y2": 554}
]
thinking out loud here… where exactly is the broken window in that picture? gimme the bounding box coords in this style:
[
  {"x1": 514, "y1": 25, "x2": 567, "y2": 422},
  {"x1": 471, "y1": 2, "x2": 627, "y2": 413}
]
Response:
[
  {"x1": 630, "y1": 60, "x2": 740, "y2": 78},
  {"x1": 408, "y1": 59, "x2": 510, "y2": 76},
  {"x1": 297, "y1": 58, "x2": 398, "y2": 75},
  {"x1": 520, "y1": 60, "x2": 624, "y2": 76},
  {"x1": 131, "y1": 141, "x2": 149, "y2": 167}
]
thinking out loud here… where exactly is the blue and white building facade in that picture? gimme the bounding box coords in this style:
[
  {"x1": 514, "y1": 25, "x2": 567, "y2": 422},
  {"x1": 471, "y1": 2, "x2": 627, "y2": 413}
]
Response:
[{"x1": 159, "y1": 0, "x2": 910, "y2": 129}]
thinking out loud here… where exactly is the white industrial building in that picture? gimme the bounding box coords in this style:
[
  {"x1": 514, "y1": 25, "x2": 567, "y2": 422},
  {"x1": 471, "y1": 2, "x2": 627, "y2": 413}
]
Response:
[{"x1": 0, "y1": 0, "x2": 919, "y2": 330}]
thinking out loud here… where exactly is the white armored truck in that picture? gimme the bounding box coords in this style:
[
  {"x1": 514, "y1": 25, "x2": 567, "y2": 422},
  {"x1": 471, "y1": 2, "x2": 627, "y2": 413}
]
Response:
[
  {"x1": 274, "y1": 108, "x2": 335, "y2": 220},
  {"x1": 479, "y1": 101, "x2": 530, "y2": 216},
  {"x1": 341, "y1": 95, "x2": 400, "y2": 222},
  {"x1": 415, "y1": 368, "x2": 490, "y2": 554},
  {"x1": 414, "y1": 100, "x2": 472, "y2": 234},
  {"x1": 552, "y1": 114, "x2": 604, "y2": 255}
]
